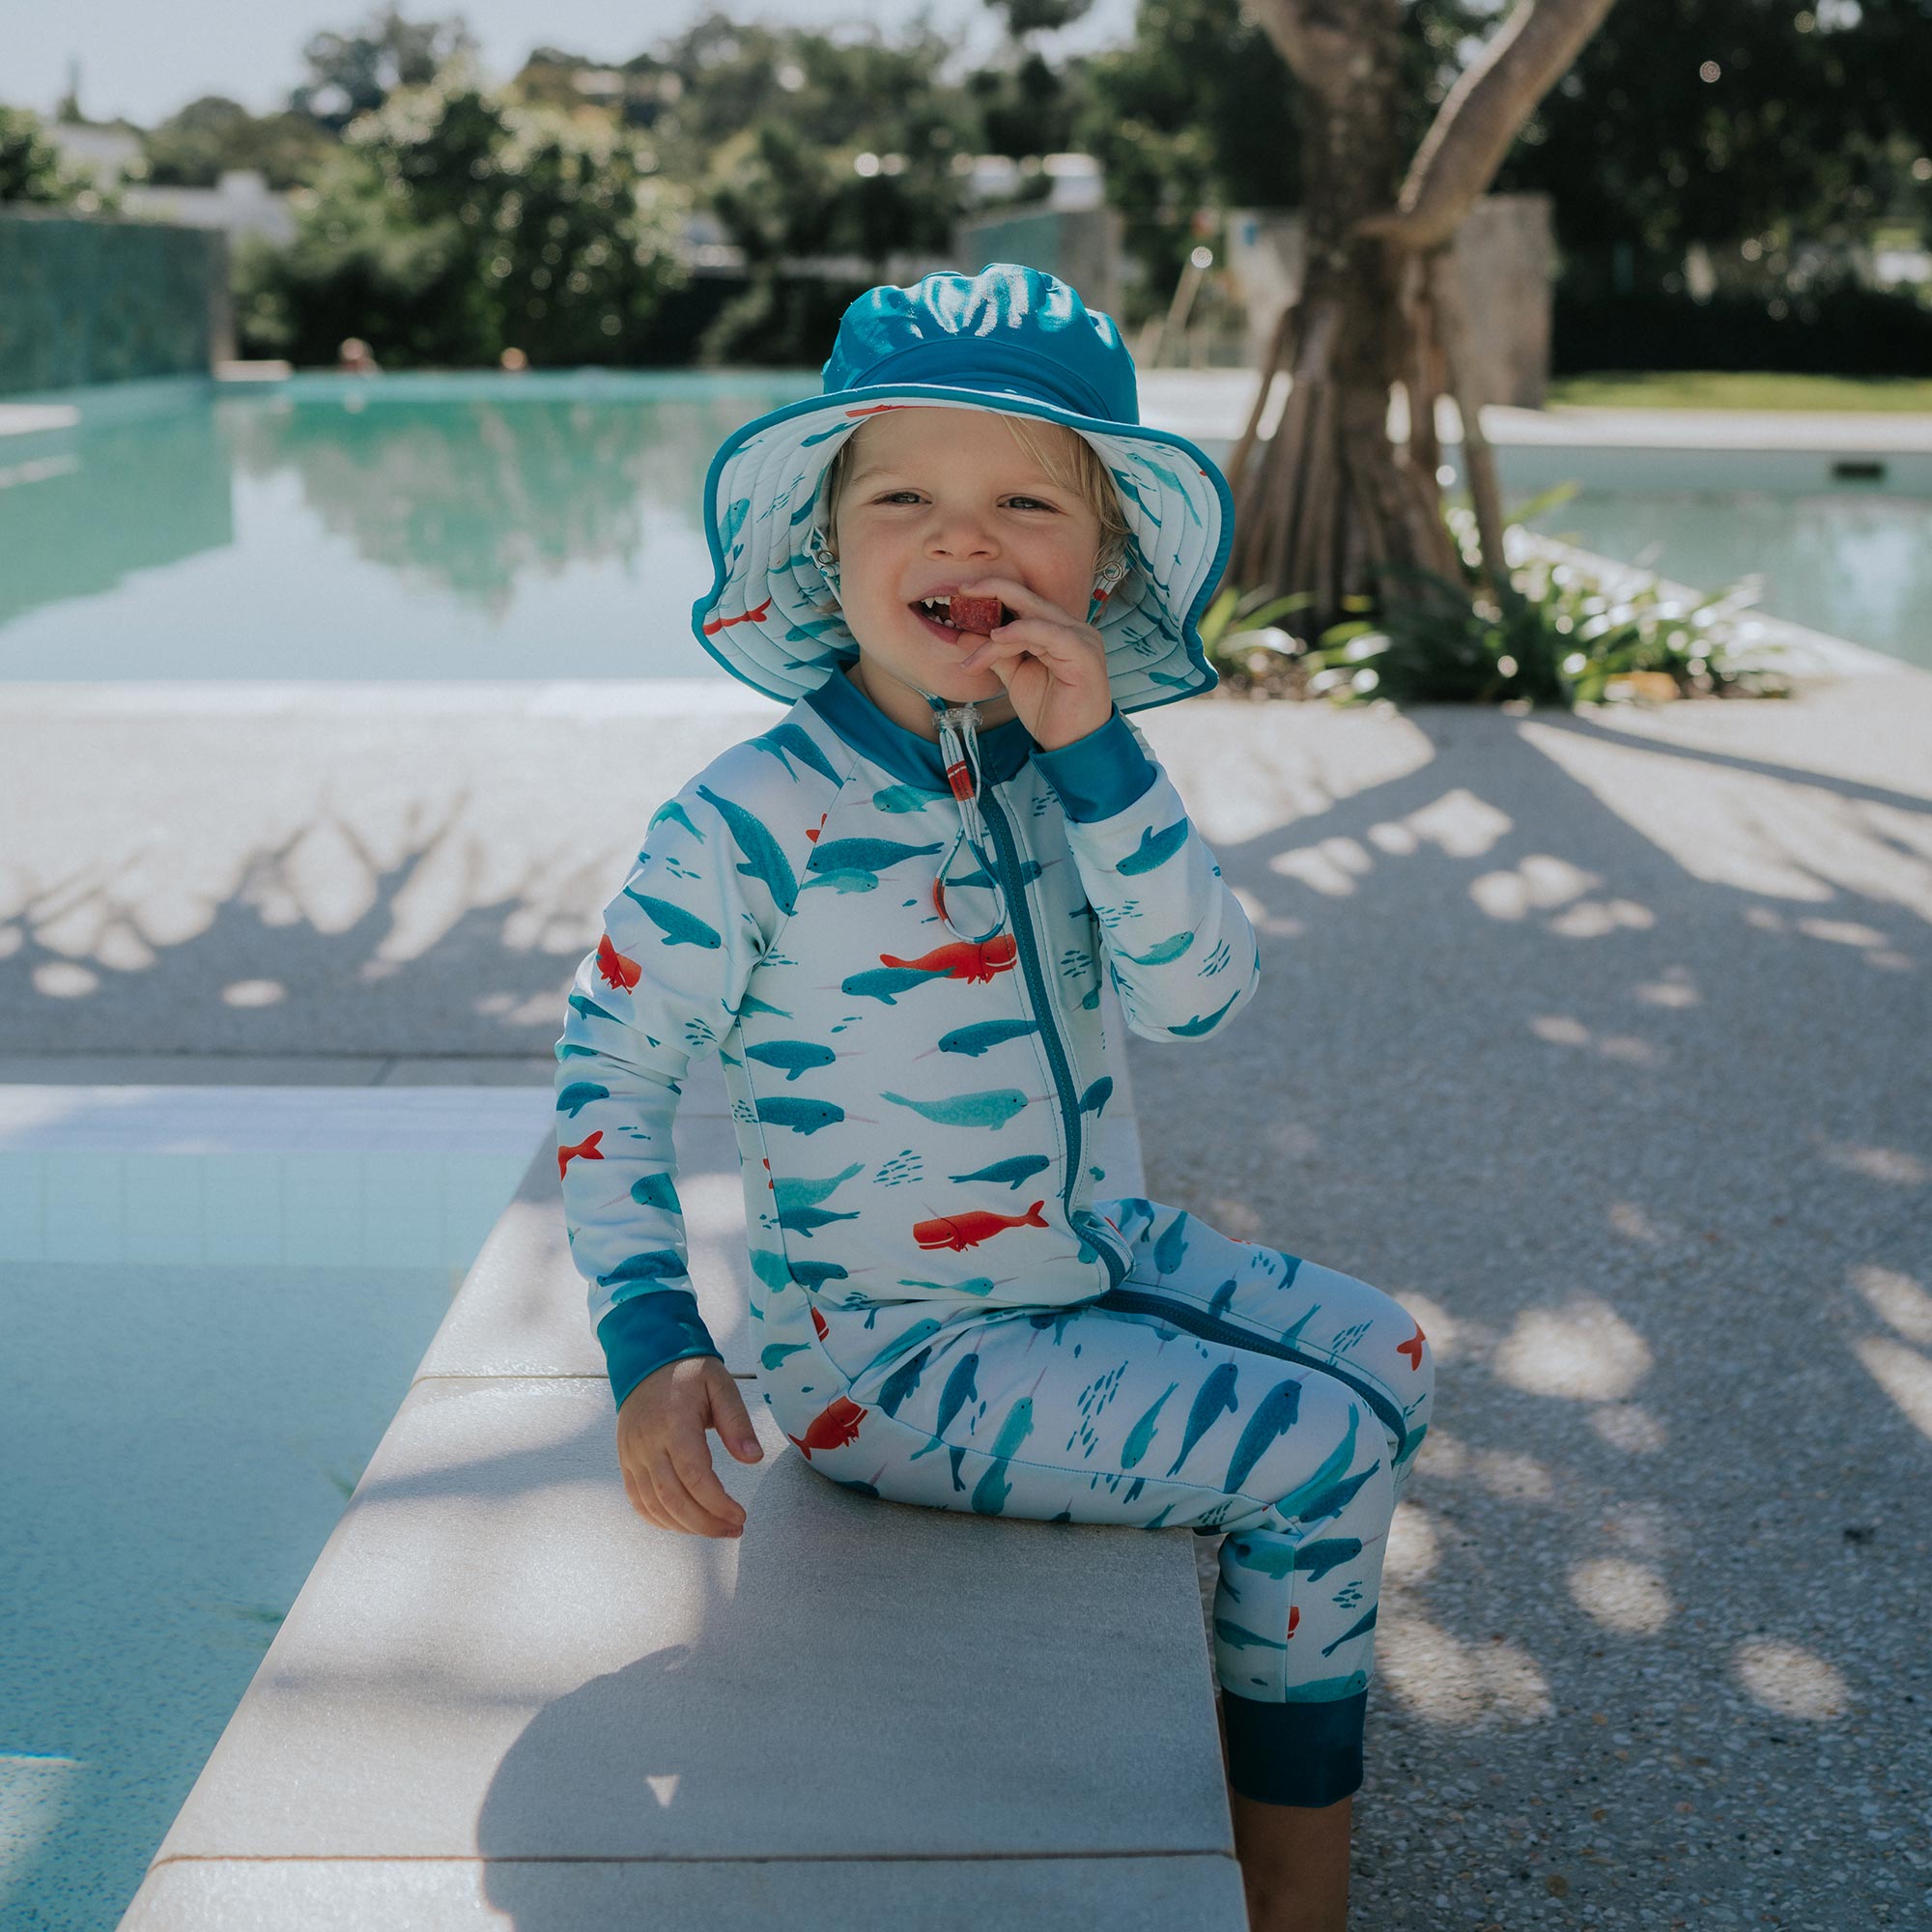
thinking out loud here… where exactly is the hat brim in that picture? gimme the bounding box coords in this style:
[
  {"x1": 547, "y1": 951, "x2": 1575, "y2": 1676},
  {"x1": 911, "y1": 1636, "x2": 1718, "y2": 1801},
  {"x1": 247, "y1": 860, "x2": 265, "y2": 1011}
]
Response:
[{"x1": 691, "y1": 384, "x2": 1235, "y2": 715}]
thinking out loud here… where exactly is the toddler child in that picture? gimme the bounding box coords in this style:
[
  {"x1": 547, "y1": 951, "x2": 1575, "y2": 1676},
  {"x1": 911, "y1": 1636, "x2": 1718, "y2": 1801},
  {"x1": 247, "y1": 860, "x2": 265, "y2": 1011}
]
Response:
[{"x1": 554, "y1": 263, "x2": 1435, "y2": 1931}]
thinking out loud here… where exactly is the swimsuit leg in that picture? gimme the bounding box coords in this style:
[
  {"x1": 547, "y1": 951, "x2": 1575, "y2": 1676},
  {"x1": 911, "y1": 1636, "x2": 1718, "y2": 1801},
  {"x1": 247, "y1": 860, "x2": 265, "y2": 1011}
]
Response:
[{"x1": 758, "y1": 1198, "x2": 1436, "y2": 1807}]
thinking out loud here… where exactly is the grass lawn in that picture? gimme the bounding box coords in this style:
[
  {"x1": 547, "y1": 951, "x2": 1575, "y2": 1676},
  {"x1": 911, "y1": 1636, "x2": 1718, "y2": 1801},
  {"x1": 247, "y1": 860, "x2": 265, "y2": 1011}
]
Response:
[{"x1": 1547, "y1": 371, "x2": 1932, "y2": 412}]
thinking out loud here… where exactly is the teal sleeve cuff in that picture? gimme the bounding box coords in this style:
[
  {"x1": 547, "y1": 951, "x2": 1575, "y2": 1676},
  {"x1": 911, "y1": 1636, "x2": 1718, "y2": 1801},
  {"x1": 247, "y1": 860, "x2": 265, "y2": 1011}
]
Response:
[
  {"x1": 1220, "y1": 1689, "x2": 1368, "y2": 1806},
  {"x1": 597, "y1": 1288, "x2": 723, "y2": 1414},
  {"x1": 1031, "y1": 707, "x2": 1158, "y2": 822}
]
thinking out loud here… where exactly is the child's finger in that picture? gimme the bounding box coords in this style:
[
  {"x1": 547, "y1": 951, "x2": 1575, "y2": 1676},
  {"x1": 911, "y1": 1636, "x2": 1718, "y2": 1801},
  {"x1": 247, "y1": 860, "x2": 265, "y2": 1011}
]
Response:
[
  {"x1": 624, "y1": 1459, "x2": 666, "y2": 1530},
  {"x1": 620, "y1": 1461, "x2": 649, "y2": 1521},
  {"x1": 647, "y1": 1450, "x2": 730, "y2": 1537},
  {"x1": 959, "y1": 623, "x2": 1096, "y2": 678},
  {"x1": 667, "y1": 1439, "x2": 749, "y2": 1537},
  {"x1": 705, "y1": 1362, "x2": 764, "y2": 1462}
]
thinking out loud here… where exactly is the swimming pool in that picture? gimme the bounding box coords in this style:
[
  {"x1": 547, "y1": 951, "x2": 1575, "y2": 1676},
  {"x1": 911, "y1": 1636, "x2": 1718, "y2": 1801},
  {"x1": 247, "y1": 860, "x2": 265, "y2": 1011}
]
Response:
[
  {"x1": 0, "y1": 372, "x2": 814, "y2": 684},
  {"x1": 0, "y1": 1085, "x2": 549, "y2": 1932},
  {"x1": 1, "y1": 372, "x2": 1927, "y2": 677},
  {"x1": 1493, "y1": 442, "x2": 1932, "y2": 672}
]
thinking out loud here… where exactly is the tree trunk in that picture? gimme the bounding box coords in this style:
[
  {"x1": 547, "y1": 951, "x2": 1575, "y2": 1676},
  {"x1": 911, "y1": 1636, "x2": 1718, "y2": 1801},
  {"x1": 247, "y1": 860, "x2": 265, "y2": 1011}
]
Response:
[
  {"x1": 1231, "y1": 0, "x2": 1622, "y2": 638},
  {"x1": 1228, "y1": 0, "x2": 1455, "y2": 620}
]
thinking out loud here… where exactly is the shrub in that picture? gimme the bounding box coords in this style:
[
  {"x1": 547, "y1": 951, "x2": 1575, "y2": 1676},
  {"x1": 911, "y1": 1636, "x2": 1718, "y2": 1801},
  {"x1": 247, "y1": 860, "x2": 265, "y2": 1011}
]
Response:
[
  {"x1": 236, "y1": 79, "x2": 691, "y2": 367},
  {"x1": 1208, "y1": 487, "x2": 1796, "y2": 709}
]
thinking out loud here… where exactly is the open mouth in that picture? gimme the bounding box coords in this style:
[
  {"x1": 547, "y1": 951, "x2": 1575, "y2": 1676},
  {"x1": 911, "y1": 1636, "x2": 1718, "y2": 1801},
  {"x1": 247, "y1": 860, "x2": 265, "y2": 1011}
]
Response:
[{"x1": 909, "y1": 593, "x2": 1009, "y2": 640}]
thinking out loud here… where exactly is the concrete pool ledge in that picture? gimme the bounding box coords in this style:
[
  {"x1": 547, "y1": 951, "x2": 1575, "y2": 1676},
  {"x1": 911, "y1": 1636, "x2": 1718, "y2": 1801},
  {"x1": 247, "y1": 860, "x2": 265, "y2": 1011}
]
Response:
[
  {"x1": 1, "y1": 564, "x2": 1906, "y2": 729},
  {"x1": 116, "y1": 1009, "x2": 1250, "y2": 1931}
]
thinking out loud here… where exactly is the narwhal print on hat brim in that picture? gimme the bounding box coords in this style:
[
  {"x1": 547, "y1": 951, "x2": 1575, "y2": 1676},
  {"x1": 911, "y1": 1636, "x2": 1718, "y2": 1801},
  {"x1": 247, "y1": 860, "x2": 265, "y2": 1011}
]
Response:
[{"x1": 690, "y1": 263, "x2": 1236, "y2": 716}]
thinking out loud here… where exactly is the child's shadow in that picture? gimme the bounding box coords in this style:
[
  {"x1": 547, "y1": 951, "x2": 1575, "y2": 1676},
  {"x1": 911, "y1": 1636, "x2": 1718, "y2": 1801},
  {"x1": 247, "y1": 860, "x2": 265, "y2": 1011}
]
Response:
[{"x1": 474, "y1": 1427, "x2": 1221, "y2": 1924}]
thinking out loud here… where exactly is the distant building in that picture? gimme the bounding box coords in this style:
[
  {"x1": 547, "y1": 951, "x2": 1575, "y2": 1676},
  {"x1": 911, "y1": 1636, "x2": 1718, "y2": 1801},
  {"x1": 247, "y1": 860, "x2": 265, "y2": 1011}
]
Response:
[
  {"x1": 121, "y1": 170, "x2": 296, "y2": 245},
  {"x1": 46, "y1": 119, "x2": 143, "y2": 186}
]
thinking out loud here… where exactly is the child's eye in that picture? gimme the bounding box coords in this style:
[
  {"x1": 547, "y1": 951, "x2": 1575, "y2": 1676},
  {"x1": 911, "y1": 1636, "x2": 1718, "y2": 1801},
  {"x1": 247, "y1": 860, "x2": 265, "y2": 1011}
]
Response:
[{"x1": 876, "y1": 492, "x2": 1055, "y2": 510}]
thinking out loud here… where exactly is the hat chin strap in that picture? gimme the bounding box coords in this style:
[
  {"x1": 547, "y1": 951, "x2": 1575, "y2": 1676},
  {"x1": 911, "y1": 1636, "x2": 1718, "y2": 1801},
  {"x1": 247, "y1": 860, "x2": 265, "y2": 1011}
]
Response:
[
  {"x1": 860, "y1": 542, "x2": 1132, "y2": 946},
  {"x1": 914, "y1": 688, "x2": 1008, "y2": 947}
]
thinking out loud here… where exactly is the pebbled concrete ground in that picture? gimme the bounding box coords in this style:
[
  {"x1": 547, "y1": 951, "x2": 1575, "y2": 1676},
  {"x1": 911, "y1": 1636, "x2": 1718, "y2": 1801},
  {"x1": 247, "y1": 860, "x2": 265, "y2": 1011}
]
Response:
[
  {"x1": 1156, "y1": 673, "x2": 1932, "y2": 1931},
  {"x1": 5, "y1": 664, "x2": 1928, "y2": 1929}
]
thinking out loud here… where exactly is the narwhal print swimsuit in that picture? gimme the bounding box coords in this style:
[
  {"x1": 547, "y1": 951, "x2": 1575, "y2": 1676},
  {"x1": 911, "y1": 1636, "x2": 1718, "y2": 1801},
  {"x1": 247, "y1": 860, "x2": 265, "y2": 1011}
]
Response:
[{"x1": 554, "y1": 668, "x2": 1436, "y2": 1806}]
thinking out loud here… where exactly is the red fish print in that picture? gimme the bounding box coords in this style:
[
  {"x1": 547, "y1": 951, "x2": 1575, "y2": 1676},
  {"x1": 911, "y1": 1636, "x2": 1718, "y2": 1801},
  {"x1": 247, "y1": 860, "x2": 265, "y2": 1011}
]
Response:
[
  {"x1": 810, "y1": 1303, "x2": 829, "y2": 1340},
  {"x1": 786, "y1": 1394, "x2": 867, "y2": 1461},
  {"x1": 879, "y1": 932, "x2": 1018, "y2": 984},
  {"x1": 558, "y1": 1129, "x2": 604, "y2": 1178},
  {"x1": 596, "y1": 932, "x2": 640, "y2": 991},
  {"x1": 1398, "y1": 1322, "x2": 1427, "y2": 1371},
  {"x1": 1286, "y1": 1605, "x2": 1300, "y2": 1638},
  {"x1": 700, "y1": 595, "x2": 774, "y2": 639},
  {"x1": 914, "y1": 1199, "x2": 1049, "y2": 1252}
]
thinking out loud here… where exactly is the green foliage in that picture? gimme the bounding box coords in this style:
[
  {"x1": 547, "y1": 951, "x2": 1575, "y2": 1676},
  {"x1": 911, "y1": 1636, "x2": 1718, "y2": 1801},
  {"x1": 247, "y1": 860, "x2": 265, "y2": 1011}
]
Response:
[
  {"x1": 1501, "y1": 0, "x2": 1932, "y2": 280},
  {"x1": 1194, "y1": 580, "x2": 1321, "y2": 698},
  {"x1": 139, "y1": 96, "x2": 335, "y2": 191},
  {"x1": 969, "y1": 49, "x2": 1083, "y2": 162},
  {"x1": 1197, "y1": 581, "x2": 1315, "y2": 668},
  {"x1": 989, "y1": 0, "x2": 1097, "y2": 38},
  {"x1": 0, "y1": 105, "x2": 67, "y2": 202},
  {"x1": 44, "y1": 0, "x2": 1927, "y2": 384},
  {"x1": 236, "y1": 79, "x2": 692, "y2": 367},
  {"x1": 0, "y1": 105, "x2": 114, "y2": 209},
  {"x1": 690, "y1": 270, "x2": 877, "y2": 369},
  {"x1": 1066, "y1": 0, "x2": 1296, "y2": 327},
  {"x1": 676, "y1": 19, "x2": 977, "y2": 365},
  {"x1": 1301, "y1": 494, "x2": 1794, "y2": 709},
  {"x1": 1553, "y1": 276, "x2": 1932, "y2": 380},
  {"x1": 292, "y1": 6, "x2": 480, "y2": 130}
]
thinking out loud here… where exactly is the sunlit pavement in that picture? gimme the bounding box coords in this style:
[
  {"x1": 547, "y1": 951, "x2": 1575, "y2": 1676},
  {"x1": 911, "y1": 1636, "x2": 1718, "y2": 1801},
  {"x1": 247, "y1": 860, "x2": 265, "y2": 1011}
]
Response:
[{"x1": 4, "y1": 658, "x2": 1928, "y2": 1929}]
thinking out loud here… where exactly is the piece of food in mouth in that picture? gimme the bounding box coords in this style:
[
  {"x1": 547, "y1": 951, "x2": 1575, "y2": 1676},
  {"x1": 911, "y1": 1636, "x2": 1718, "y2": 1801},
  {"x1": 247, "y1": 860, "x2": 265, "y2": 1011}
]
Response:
[{"x1": 947, "y1": 593, "x2": 1006, "y2": 636}]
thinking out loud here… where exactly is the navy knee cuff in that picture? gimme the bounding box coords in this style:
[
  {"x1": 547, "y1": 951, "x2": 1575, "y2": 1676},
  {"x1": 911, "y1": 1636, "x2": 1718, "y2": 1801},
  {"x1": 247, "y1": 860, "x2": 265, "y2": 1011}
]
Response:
[{"x1": 1220, "y1": 1689, "x2": 1367, "y2": 1807}]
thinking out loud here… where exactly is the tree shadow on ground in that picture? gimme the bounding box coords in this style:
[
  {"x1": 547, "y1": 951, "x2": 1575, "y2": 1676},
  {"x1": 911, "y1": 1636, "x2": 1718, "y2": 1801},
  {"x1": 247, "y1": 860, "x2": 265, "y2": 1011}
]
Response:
[
  {"x1": 0, "y1": 786, "x2": 607, "y2": 1061},
  {"x1": 1139, "y1": 701, "x2": 1929, "y2": 1927}
]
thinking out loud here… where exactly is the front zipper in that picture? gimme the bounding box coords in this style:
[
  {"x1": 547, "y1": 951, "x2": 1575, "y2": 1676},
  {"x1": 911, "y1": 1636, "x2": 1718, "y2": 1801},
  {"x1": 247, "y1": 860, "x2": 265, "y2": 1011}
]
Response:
[
  {"x1": 1092, "y1": 1285, "x2": 1410, "y2": 1460},
  {"x1": 976, "y1": 784, "x2": 1128, "y2": 1291}
]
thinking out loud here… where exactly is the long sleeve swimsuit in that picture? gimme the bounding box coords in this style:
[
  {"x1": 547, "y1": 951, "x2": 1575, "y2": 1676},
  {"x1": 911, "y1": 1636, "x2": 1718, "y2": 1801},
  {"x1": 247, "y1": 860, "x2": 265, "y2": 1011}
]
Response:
[{"x1": 554, "y1": 666, "x2": 1435, "y2": 1805}]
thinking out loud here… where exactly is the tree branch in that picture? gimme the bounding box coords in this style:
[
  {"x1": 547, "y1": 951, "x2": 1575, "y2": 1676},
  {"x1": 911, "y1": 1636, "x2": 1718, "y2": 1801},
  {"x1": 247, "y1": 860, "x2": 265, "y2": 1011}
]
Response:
[{"x1": 1354, "y1": 0, "x2": 1620, "y2": 250}]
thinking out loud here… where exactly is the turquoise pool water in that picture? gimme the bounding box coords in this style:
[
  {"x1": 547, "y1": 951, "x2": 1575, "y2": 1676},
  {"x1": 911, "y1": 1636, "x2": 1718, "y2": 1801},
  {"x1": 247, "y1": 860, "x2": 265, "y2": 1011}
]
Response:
[
  {"x1": 1494, "y1": 443, "x2": 1932, "y2": 670},
  {"x1": 0, "y1": 1086, "x2": 549, "y2": 1932},
  {"x1": 0, "y1": 373, "x2": 818, "y2": 683},
  {"x1": 1, "y1": 374, "x2": 1927, "y2": 675}
]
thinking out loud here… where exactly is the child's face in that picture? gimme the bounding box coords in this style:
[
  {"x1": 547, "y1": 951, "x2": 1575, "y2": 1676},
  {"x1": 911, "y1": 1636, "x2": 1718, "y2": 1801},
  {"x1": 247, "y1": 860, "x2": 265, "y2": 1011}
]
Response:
[{"x1": 833, "y1": 407, "x2": 1104, "y2": 720}]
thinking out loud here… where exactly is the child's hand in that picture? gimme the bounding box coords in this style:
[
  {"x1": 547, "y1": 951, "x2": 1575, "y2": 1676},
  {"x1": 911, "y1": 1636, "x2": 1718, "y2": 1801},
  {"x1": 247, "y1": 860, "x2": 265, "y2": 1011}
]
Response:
[
  {"x1": 615, "y1": 1355, "x2": 763, "y2": 1538},
  {"x1": 952, "y1": 575, "x2": 1114, "y2": 752}
]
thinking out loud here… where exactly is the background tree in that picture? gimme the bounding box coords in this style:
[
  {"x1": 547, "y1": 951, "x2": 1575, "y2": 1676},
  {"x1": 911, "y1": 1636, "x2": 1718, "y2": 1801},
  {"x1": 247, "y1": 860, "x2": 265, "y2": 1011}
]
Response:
[
  {"x1": 635, "y1": 14, "x2": 982, "y2": 362},
  {"x1": 1502, "y1": 0, "x2": 1932, "y2": 294},
  {"x1": 0, "y1": 106, "x2": 89, "y2": 205},
  {"x1": 139, "y1": 95, "x2": 336, "y2": 190},
  {"x1": 1223, "y1": 0, "x2": 1620, "y2": 628},
  {"x1": 969, "y1": 0, "x2": 1096, "y2": 162},
  {"x1": 1060, "y1": 0, "x2": 1493, "y2": 333},
  {"x1": 237, "y1": 78, "x2": 690, "y2": 366},
  {"x1": 292, "y1": 6, "x2": 481, "y2": 131}
]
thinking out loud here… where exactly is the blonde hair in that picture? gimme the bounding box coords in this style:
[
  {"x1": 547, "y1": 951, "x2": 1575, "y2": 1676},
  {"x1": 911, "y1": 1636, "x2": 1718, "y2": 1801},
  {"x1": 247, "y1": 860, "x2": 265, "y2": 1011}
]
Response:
[{"x1": 822, "y1": 412, "x2": 1131, "y2": 574}]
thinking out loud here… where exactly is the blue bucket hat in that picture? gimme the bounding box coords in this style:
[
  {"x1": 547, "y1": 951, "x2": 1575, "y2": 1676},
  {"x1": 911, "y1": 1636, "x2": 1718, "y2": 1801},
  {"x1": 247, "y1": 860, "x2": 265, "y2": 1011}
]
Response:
[{"x1": 690, "y1": 262, "x2": 1236, "y2": 715}]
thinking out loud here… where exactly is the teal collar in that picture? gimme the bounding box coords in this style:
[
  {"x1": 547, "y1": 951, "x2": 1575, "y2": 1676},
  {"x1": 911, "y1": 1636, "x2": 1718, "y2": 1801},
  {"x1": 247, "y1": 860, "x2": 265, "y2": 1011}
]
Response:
[{"x1": 803, "y1": 668, "x2": 1037, "y2": 794}]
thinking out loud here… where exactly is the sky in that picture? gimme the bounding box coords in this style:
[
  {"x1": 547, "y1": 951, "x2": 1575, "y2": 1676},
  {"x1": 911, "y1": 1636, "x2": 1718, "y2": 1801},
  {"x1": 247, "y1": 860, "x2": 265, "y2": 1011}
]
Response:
[{"x1": 11, "y1": 0, "x2": 1140, "y2": 127}]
